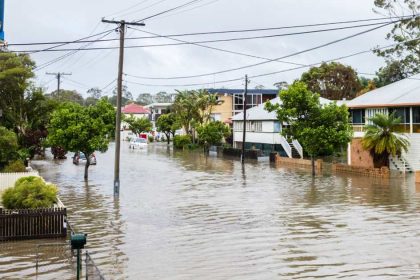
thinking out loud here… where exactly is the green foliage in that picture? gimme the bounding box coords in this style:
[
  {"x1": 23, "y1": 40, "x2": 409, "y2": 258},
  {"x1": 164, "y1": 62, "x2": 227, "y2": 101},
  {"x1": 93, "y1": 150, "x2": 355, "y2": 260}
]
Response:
[
  {"x1": 197, "y1": 121, "x2": 231, "y2": 147},
  {"x1": 173, "y1": 135, "x2": 192, "y2": 149},
  {"x1": 3, "y1": 160, "x2": 26, "y2": 172},
  {"x1": 47, "y1": 90, "x2": 84, "y2": 105},
  {"x1": 374, "y1": 60, "x2": 410, "y2": 87},
  {"x1": 136, "y1": 93, "x2": 153, "y2": 105},
  {"x1": 362, "y1": 113, "x2": 410, "y2": 167},
  {"x1": 266, "y1": 81, "x2": 353, "y2": 165},
  {"x1": 0, "y1": 52, "x2": 35, "y2": 133},
  {"x1": 0, "y1": 126, "x2": 19, "y2": 165},
  {"x1": 373, "y1": 0, "x2": 419, "y2": 77},
  {"x1": 156, "y1": 113, "x2": 181, "y2": 144},
  {"x1": 173, "y1": 89, "x2": 223, "y2": 138},
  {"x1": 2, "y1": 176, "x2": 58, "y2": 209},
  {"x1": 47, "y1": 98, "x2": 115, "y2": 179},
  {"x1": 148, "y1": 135, "x2": 154, "y2": 143},
  {"x1": 300, "y1": 62, "x2": 362, "y2": 100},
  {"x1": 124, "y1": 115, "x2": 152, "y2": 135}
]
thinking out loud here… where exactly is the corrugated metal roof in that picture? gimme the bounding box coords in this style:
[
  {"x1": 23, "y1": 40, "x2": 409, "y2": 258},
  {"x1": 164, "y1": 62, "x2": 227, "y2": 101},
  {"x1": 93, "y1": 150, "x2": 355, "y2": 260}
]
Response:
[
  {"x1": 347, "y1": 73, "x2": 420, "y2": 108},
  {"x1": 232, "y1": 96, "x2": 333, "y2": 121}
]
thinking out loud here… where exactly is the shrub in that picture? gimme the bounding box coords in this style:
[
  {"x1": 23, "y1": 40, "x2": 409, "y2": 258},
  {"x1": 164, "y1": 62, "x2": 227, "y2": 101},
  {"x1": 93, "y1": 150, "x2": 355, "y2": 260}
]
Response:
[
  {"x1": 173, "y1": 135, "x2": 192, "y2": 149},
  {"x1": 2, "y1": 176, "x2": 58, "y2": 209},
  {"x1": 3, "y1": 160, "x2": 26, "y2": 172},
  {"x1": 148, "y1": 135, "x2": 154, "y2": 143},
  {"x1": 51, "y1": 146, "x2": 67, "y2": 159}
]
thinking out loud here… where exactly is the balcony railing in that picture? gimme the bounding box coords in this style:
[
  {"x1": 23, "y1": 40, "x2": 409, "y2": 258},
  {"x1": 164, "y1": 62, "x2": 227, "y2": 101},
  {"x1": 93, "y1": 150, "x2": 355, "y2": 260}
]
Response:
[{"x1": 352, "y1": 125, "x2": 365, "y2": 132}]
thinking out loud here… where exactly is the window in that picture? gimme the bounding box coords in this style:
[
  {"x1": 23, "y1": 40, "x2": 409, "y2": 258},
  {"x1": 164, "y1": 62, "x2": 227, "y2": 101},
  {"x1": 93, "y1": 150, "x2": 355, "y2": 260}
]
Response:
[
  {"x1": 274, "y1": 122, "x2": 281, "y2": 133},
  {"x1": 413, "y1": 107, "x2": 420, "y2": 123},
  {"x1": 350, "y1": 109, "x2": 365, "y2": 124},
  {"x1": 233, "y1": 93, "x2": 263, "y2": 111},
  {"x1": 233, "y1": 121, "x2": 262, "y2": 132},
  {"x1": 389, "y1": 107, "x2": 410, "y2": 123}
]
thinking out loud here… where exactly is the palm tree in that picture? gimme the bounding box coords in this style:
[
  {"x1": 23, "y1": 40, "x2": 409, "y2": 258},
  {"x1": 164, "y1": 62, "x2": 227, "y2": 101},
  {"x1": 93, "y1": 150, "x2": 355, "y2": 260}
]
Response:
[{"x1": 362, "y1": 113, "x2": 410, "y2": 168}]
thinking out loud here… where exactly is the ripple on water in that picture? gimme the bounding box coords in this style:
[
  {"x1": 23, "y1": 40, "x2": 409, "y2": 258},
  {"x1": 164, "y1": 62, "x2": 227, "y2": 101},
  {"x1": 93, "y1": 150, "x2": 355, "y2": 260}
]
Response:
[{"x1": 1, "y1": 144, "x2": 420, "y2": 279}]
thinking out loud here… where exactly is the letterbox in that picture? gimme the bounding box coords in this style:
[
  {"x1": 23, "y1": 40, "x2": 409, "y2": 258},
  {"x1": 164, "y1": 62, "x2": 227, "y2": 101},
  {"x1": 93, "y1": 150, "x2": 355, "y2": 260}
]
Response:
[{"x1": 70, "y1": 233, "x2": 87, "y2": 250}]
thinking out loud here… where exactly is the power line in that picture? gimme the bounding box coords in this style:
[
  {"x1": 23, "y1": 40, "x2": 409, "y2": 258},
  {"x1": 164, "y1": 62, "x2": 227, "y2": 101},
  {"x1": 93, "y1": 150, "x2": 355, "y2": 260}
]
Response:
[
  {"x1": 8, "y1": 16, "x2": 414, "y2": 47},
  {"x1": 156, "y1": 0, "x2": 222, "y2": 20},
  {"x1": 34, "y1": 30, "x2": 114, "y2": 72},
  {"x1": 135, "y1": 0, "x2": 206, "y2": 22},
  {"x1": 131, "y1": 29, "x2": 304, "y2": 68},
  {"x1": 103, "y1": 0, "x2": 151, "y2": 18},
  {"x1": 117, "y1": 0, "x2": 170, "y2": 19},
  {"x1": 28, "y1": 29, "x2": 116, "y2": 55},
  {"x1": 9, "y1": 21, "x2": 396, "y2": 53},
  {"x1": 123, "y1": 37, "x2": 420, "y2": 87},
  {"x1": 123, "y1": 22, "x2": 394, "y2": 80}
]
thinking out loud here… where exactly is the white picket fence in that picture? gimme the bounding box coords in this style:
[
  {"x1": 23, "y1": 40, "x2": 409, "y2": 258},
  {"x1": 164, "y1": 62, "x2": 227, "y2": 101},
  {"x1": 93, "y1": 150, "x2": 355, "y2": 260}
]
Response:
[{"x1": 0, "y1": 171, "x2": 40, "y2": 192}]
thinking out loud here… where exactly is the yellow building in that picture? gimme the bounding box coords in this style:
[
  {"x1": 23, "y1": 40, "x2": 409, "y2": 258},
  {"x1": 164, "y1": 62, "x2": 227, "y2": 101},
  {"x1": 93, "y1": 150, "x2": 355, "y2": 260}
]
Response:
[{"x1": 207, "y1": 88, "x2": 279, "y2": 123}]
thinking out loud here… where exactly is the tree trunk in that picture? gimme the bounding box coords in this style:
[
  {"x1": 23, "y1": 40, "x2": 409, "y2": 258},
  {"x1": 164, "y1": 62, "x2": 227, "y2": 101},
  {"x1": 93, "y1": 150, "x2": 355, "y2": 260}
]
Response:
[
  {"x1": 165, "y1": 132, "x2": 170, "y2": 145},
  {"x1": 311, "y1": 155, "x2": 315, "y2": 177},
  {"x1": 84, "y1": 154, "x2": 90, "y2": 181}
]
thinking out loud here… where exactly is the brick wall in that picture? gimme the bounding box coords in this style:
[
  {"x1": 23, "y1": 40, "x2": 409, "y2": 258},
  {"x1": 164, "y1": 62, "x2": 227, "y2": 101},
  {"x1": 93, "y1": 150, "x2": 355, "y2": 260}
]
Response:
[
  {"x1": 350, "y1": 138, "x2": 374, "y2": 168},
  {"x1": 275, "y1": 155, "x2": 323, "y2": 172},
  {"x1": 332, "y1": 163, "x2": 390, "y2": 178}
]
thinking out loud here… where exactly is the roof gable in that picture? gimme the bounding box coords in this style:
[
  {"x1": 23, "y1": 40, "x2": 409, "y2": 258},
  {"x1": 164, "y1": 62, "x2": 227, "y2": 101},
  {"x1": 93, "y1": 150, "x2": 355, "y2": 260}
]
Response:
[{"x1": 347, "y1": 73, "x2": 420, "y2": 108}]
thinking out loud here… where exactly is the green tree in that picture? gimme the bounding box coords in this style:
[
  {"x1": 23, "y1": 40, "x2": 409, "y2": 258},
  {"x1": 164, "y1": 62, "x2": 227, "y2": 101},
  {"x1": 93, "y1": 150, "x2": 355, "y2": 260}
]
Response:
[
  {"x1": 124, "y1": 115, "x2": 152, "y2": 136},
  {"x1": 300, "y1": 62, "x2": 362, "y2": 100},
  {"x1": 197, "y1": 121, "x2": 231, "y2": 150},
  {"x1": 374, "y1": 60, "x2": 410, "y2": 87},
  {"x1": 136, "y1": 93, "x2": 153, "y2": 105},
  {"x1": 0, "y1": 52, "x2": 35, "y2": 135},
  {"x1": 87, "y1": 87, "x2": 102, "y2": 99},
  {"x1": 0, "y1": 126, "x2": 19, "y2": 168},
  {"x1": 47, "y1": 89, "x2": 84, "y2": 105},
  {"x1": 156, "y1": 113, "x2": 181, "y2": 144},
  {"x1": 173, "y1": 90, "x2": 200, "y2": 137},
  {"x1": 362, "y1": 113, "x2": 409, "y2": 168},
  {"x1": 266, "y1": 81, "x2": 353, "y2": 175},
  {"x1": 47, "y1": 98, "x2": 115, "y2": 180},
  {"x1": 373, "y1": 0, "x2": 419, "y2": 78},
  {"x1": 155, "y1": 91, "x2": 172, "y2": 103}
]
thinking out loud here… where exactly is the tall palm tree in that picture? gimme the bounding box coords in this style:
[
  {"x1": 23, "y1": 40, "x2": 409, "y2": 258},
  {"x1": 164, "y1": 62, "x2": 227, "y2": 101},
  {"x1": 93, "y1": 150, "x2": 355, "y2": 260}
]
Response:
[{"x1": 362, "y1": 113, "x2": 410, "y2": 168}]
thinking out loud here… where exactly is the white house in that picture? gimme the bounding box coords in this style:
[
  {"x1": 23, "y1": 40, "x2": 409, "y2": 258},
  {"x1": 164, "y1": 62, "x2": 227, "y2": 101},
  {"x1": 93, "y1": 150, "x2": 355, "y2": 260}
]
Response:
[
  {"x1": 346, "y1": 73, "x2": 420, "y2": 171},
  {"x1": 231, "y1": 96, "x2": 336, "y2": 158},
  {"x1": 231, "y1": 97, "x2": 301, "y2": 158}
]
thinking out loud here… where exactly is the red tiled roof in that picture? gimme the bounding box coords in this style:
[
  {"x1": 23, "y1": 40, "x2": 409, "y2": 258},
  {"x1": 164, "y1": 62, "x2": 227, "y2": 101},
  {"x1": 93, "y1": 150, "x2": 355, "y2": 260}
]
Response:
[{"x1": 122, "y1": 103, "x2": 150, "y2": 114}]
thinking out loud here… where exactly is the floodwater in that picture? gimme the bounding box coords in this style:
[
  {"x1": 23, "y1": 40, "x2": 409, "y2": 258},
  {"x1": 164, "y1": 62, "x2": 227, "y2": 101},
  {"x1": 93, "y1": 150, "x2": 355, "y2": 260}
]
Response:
[{"x1": 1, "y1": 143, "x2": 420, "y2": 279}]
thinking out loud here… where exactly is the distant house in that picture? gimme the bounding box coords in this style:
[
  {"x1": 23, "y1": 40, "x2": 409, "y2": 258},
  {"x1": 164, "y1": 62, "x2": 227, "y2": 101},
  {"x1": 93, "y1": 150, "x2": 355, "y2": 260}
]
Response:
[
  {"x1": 206, "y1": 88, "x2": 279, "y2": 123},
  {"x1": 121, "y1": 103, "x2": 150, "y2": 119},
  {"x1": 346, "y1": 73, "x2": 420, "y2": 171},
  {"x1": 121, "y1": 103, "x2": 150, "y2": 140}
]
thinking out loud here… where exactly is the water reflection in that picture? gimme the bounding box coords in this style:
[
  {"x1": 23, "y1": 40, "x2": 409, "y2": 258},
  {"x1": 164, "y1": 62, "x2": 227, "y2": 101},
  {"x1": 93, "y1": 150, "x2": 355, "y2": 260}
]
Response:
[{"x1": 1, "y1": 143, "x2": 420, "y2": 279}]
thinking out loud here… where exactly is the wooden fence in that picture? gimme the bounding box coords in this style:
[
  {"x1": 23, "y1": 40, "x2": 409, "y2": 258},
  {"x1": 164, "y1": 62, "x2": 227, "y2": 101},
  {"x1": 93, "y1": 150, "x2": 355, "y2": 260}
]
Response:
[
  {"x1": 0, "y1": 171, "x2": 40, "y2": 192},
  {"x1": 0, "y1": 207, "x2": 67, "y2": 241}
]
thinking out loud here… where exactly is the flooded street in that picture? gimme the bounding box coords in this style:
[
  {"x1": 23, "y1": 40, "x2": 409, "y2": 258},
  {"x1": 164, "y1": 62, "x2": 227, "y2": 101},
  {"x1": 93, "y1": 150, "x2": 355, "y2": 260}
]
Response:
[{"x1": 1, "y1": 143, "x2": 420, "y2": 279}]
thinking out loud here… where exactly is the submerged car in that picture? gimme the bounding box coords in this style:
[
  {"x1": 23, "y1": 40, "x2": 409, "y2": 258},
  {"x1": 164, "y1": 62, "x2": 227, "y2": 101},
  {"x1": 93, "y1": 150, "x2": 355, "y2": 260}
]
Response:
[
  {"x1": 129, "y1": 138, "x2": 148, "y2": 149},
  {"x1": 73, "y1": 152, "x2": 97, "y2": 165}
]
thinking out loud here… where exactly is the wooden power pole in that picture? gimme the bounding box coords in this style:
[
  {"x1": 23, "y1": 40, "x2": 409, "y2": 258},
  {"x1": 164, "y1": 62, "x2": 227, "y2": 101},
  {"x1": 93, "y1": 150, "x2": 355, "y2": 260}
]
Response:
[
  {"x1": 46, "y1": 72, "x2": 72, "y2": 99},
  {"x1": 102, "y1": 18, "x2": 145, "y2": 196},
  {"x1": 241, "y1": 75, "x2": 249, "y2": 164}
]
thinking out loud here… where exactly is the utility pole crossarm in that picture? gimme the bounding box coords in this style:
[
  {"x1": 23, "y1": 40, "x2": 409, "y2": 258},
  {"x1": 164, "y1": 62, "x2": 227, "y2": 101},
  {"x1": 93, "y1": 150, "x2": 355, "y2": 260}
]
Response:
[
  {"x1": 101, "y1": 18, "x2": 145, "y2": 26},
  {"x1": 46, "y1": 72, "x2": 72, "y2": 99}
]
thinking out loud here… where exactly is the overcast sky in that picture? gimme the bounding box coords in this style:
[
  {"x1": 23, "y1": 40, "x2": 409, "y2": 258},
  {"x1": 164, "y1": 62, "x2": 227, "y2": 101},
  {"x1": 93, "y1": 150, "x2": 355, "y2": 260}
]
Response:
[{"x1": 5, "y1": 0, "x2": 396, "y2": 98}]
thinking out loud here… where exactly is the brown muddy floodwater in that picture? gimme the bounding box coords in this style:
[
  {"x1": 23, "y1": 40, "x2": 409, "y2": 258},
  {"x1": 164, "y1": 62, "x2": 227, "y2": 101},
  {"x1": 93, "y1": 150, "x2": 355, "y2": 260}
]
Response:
[{"x1": 1, "y1": 143, "x2": 420, "y2": 279}]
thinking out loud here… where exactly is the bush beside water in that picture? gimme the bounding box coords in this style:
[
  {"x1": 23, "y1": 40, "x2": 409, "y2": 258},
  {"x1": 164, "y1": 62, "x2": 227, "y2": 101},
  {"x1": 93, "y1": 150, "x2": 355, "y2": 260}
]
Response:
[
  {"x1": 173, "y1": 135, "x2": 192, "y2": 149},
  {"x1": 2, "y1": 176, "x2": 58, "y2": 209},
  {"x1": 2, "y1": 160, "x2": 26, "y2": 172}
]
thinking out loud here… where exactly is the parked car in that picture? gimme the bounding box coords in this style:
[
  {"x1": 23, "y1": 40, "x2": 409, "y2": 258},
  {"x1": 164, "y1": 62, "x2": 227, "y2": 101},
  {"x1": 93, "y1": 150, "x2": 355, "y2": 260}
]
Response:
[
  {"x1": 129, "y1": 138, "x2": 148, "y2": 149},
  {"x1": 72, "y1": 152, "x2": 97, "y2": 165}
]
